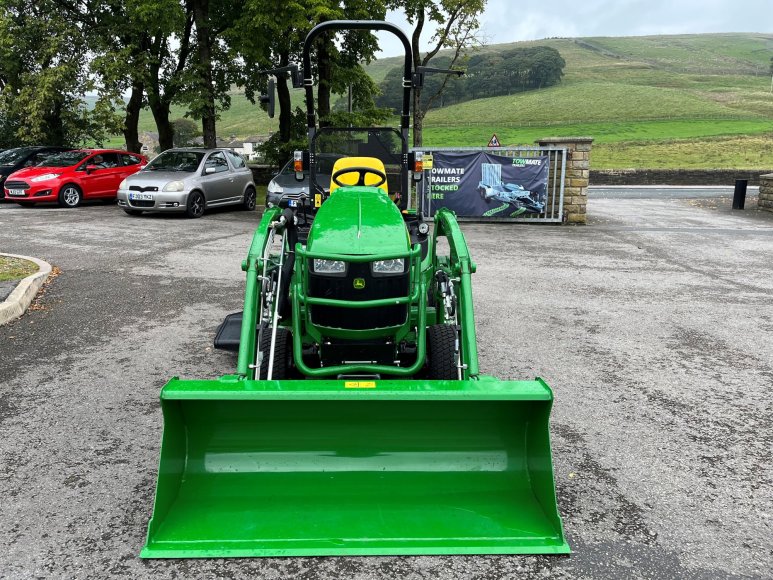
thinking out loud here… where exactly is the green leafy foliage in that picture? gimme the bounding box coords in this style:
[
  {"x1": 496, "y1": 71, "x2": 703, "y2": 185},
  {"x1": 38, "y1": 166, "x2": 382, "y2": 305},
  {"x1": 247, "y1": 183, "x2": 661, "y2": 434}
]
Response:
[
  {"x1": 377, "y1": 46, "x2": 565, "y2": 112},
  {"x1": 0, "y1": 0, "x2": 122, "y2": 146},
  {"x1": 172, "y1": 118, "x2": 201, "y2": 147}
]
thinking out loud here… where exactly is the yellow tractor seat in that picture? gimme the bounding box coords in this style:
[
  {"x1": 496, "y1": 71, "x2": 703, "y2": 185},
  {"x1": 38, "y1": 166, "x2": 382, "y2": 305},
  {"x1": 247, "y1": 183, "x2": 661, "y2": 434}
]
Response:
[{"x1": 328, "y1": 157, "x2": 389, "y2": 195}]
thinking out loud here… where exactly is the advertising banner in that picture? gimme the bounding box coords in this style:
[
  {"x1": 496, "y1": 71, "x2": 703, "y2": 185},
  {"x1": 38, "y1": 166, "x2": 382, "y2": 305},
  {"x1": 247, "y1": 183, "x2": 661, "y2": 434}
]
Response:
[{"x1": 428, "y1": 152, "x2": 550, "y2": 217}]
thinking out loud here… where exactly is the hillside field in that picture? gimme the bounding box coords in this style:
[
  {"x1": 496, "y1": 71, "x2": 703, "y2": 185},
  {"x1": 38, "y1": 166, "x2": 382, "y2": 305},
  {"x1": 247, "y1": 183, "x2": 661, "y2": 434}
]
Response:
[{"x1": 118, "y1": 33, "x2": 773, "y2": 169}]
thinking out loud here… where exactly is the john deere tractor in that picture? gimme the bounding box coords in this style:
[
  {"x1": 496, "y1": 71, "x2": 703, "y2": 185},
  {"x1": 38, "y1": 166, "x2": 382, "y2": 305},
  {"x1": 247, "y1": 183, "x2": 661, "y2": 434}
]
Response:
[{"x1": 141, "y1": 20, "x2": 569, "y2": 558}]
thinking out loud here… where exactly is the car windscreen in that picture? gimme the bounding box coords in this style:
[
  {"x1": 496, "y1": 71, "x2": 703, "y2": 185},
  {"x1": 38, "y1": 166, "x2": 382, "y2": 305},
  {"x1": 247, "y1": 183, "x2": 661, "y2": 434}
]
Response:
[
  {"x1": 0, "y1": 147, "x2": 36, "y2": 166},
  {"x1": 145, "y1": 151, "x2": 204, "y2": 172},
  {"x1": 36, "y1": 151, "x2": 91, "y2": 167}
]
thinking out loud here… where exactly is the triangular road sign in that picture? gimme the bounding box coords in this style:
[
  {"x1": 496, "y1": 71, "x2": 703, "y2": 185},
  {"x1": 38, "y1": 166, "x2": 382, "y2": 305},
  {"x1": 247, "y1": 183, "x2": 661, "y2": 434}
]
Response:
[{"x1": 487, "y1": 133, "x2": 501, "y2": 147}]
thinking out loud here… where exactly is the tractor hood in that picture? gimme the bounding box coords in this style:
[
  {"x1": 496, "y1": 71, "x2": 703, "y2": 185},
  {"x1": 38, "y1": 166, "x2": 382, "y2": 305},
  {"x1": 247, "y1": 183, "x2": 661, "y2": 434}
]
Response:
[{"x1": 306, "y1": 188, "x2": 410, "y2": 256}]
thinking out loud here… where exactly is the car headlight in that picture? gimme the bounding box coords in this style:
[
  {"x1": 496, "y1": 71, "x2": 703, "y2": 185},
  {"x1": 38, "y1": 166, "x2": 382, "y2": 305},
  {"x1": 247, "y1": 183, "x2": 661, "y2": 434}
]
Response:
[
  {"x1": 313, "y1": 259, "x2": 346, "y2": 275},
  {"x1": 163, "y1": 181, "x2": 185, "y2": 192},
  {"x1": 372, "y1": 259, "x2": 406, "y2": 275},
  {"x1": 30, "y1": 173, "x2": 61, "y2": 182},
  {"x1": 267, "y1": 181, "x2": 283, "y2": 194},
  {"x1": 119, "y1": 179, "x2": 128, "y2": 190}
]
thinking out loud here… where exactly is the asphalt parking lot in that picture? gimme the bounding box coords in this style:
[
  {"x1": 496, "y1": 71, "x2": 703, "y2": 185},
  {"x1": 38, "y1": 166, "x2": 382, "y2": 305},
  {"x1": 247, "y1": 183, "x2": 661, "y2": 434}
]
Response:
[{"x1": 1, "y1": 194, "x2": 771, "y2": 579}]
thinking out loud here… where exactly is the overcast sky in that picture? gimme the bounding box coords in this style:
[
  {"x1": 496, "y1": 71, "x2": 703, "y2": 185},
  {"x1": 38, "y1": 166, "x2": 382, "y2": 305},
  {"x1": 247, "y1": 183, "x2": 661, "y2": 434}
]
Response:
[{"x1": 375, "y1": 0, "x2": 773, "y2": 57}]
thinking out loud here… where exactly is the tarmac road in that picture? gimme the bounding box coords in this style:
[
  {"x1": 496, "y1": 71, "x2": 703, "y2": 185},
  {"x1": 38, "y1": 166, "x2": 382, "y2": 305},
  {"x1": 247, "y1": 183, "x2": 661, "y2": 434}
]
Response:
[{"x1": 0, "y1": 197, "x2": 771, "y2": 579}]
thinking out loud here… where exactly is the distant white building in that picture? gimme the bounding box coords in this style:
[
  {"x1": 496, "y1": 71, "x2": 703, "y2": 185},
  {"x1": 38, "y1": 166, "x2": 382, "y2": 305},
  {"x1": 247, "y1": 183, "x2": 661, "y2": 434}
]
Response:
[{"x1": 192, "y1": 134, "x2": 269, "y2": 162}]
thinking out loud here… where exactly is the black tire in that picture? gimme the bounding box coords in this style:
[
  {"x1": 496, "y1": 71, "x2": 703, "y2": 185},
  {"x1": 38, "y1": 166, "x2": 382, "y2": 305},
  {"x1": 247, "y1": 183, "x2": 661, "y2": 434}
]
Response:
[
  {"x1": 242, "y1": 186, "x2": 257, "y2": 211},
  {"x1": 258, "y1": 325, "x2": 292, "y2": 379},
  {"x1": 427, "y1": 324, "x2": 459, "y2": 380},
  {"x1": 58, "y1": 184, "x2": 82, "y2": 208},
  {"x1": 123, "y1": 208, "x2": 144, "y2": 216},
  {"x1": 17, "y1": 201, "x2": 35, "y2": 207},
  {"x1": 185, "y1": 190, "x2": 205, "y2": 218}
]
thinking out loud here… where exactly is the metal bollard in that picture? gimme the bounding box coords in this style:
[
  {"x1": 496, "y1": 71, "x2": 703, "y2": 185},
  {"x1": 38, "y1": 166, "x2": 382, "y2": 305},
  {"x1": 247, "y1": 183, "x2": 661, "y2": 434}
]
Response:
[{"x1": 733, "y1": 179, "x2": 748, "y2": 210}]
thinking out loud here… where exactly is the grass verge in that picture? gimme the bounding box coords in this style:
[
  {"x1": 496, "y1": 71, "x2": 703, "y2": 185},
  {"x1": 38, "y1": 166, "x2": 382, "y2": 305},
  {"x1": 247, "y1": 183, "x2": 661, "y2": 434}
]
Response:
[{"x1": 0, "y1": 256, "x2": 38, "y2": 282}]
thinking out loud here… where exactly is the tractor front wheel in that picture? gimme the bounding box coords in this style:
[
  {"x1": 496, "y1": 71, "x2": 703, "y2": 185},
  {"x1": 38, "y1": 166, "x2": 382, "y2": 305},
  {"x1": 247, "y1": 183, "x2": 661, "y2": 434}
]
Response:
[
  {"x1": 258, "y1": 325, "x2": 293, "y2": 379},
  {"x1": 427, "y1": 324, "x2": 459, "y2": 380}
]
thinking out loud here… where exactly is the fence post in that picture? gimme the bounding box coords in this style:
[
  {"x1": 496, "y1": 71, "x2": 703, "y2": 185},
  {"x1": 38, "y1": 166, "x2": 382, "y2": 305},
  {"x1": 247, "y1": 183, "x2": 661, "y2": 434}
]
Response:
[
  {"x1": 536, "y1": 137, "x2": 594, "y2": 224},
  {"x1": 758, "y1": 174, "x2": 773, "y2": 213},
  {"x1": 732, "y1": 179, "x2": 748, "y2": 210}
]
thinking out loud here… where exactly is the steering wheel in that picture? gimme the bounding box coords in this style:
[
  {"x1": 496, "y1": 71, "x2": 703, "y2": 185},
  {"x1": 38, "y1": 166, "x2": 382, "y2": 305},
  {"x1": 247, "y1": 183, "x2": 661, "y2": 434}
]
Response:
[{"x1": 331, "y1": 166, "x2": 387, "y2": 188}]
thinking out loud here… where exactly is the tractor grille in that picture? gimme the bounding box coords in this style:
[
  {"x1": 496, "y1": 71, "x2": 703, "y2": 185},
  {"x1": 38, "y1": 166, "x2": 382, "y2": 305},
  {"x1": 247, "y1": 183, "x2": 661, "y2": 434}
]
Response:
[
  {"x1": 130, "y1": 200, "x2": 155, "y2": 208},
  {"x1": 309, "y1": 262, "x2": 409, "y2": 330},
  {"x1": 4, "y1": 180, "x2": 29, "y2": 190}
]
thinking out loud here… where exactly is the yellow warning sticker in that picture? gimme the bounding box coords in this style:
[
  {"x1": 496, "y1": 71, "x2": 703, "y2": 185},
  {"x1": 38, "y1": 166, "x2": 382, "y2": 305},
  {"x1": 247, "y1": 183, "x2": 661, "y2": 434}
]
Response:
[
  {"x1": 344, "y1": 381, "x2": 376, "y2": 389},
  {"x1": 314, "y1": 193, "x2": 322, "y2": 208},
  {"x1": 424, "y1": 154, "x2": 433, "y2": 169}
]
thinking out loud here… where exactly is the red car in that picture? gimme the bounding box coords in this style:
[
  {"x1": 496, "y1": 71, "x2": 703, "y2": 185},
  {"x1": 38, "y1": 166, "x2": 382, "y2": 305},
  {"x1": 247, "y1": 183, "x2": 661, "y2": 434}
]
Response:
[{"x1": 4, "y1": 149, "x2": 147, "y2": 207}]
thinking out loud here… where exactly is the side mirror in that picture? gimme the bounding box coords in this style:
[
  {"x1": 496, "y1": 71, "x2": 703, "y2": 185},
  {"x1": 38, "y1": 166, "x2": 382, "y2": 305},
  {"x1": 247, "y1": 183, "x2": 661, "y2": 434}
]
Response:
[
  {"x1": 204, "y1": 166, "x2": 217, "y2": 175},
  {"x1": 86, "y1": 165, "x2": 99, "y2": 174},
  {"x1": 259, "y1": 78, "x2": 276, "y2": 119}
]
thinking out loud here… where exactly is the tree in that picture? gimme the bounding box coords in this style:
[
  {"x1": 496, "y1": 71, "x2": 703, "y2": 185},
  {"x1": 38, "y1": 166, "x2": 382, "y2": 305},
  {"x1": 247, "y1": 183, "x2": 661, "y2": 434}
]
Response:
[
  {"x1": 388, "y1": 0, "x2": 486, "y2": 147},
  {"x1": 0, "y1": 0, "x2": 121, "y2": 147},
  {"x1": 236, "y1": 0, "x2": 386, "y2": 162},
  {"x1": 376, "y1": 46, "x2": 565, "y2": 111},
  {"x1": 183, "y1": 0, "x2": 244, "y2": 147},
  {"x1": 172, "y1": 118, "x2": 201, "y2": 146}
]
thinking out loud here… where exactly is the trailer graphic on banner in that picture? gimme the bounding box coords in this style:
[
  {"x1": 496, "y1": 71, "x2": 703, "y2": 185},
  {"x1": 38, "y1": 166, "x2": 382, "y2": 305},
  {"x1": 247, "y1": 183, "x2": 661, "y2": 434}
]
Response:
[{"x1": 428, "y1": 151, "x2": 549, "y2": 217}]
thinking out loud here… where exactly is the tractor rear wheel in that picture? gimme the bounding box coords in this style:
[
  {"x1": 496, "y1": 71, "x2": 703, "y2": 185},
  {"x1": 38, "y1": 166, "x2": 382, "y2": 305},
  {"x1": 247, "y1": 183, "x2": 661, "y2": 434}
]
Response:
[
  {"x1": 258, "y1": 325, "x2": 293, "y2": 379},
  {"x1": 427, "y1": 324, "x2": 458, "y2": 380}
]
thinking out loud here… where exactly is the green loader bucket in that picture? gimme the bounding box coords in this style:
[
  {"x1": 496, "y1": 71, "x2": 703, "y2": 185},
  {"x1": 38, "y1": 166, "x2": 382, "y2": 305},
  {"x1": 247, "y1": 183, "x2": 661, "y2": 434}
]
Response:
[{"x1": 141, "y1": 377, "x2": 569, "y2": 558}]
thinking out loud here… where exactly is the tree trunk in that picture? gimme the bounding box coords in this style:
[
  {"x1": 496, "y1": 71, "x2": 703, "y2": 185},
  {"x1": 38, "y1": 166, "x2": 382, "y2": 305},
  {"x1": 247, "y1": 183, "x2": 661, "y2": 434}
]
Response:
[
  {"x1": 44, "y1": 99, "x2": 66, "y2": 146},
  {"x1": 123, "y1": 80, "x2": 144, "y2": 153},
  {"x1": 413, "y1": 88, "x2": 423, "y2": 148},
  {"x1": 277, "y1": 50, "x2": 292, "y2": 142},
  {"x1": 411, "y1": 10, "x2": 425, "y2": 147},
  {"x1": 149, "y1": 97, "x2": 174, "y2": 152},
  {"x1": 317, "y1": 36, "x2": 332, "y2": 124},
  {"x1": 192, "y1": 0, "x2": 217, "y2": 147}
]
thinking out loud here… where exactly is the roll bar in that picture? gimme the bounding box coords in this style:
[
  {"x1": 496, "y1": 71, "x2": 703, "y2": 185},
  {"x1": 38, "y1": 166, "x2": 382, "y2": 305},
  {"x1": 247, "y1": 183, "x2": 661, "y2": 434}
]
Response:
[{"x1": 302, "y1": 21, "x2": 413, "y2": 134}]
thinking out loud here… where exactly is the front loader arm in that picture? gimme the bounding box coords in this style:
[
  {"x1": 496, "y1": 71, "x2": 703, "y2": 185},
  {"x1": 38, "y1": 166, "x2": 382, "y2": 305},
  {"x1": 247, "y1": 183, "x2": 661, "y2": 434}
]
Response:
[
  {"x1": 433, "y1": 208, "x2": 479, "y2": 379},
  {"x1": 237, "y1": 207, "x2": 282, "y2": 378}
]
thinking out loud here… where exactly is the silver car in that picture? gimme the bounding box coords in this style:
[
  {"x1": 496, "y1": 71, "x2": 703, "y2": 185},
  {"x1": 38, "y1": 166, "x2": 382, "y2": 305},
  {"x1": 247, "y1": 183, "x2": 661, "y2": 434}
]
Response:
[
  {"x1": 266, "y1": 153, "x2": 343, "y2": 208},
  {"x1": 117, "y1": 148, "x2": 256, "y2": 218}
]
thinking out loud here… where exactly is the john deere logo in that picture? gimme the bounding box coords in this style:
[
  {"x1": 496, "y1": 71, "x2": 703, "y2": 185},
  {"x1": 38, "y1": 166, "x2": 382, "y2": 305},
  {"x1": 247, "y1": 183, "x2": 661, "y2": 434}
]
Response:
[{"x1": 353, "y1": 278, "x2": 366, "y2": 290}]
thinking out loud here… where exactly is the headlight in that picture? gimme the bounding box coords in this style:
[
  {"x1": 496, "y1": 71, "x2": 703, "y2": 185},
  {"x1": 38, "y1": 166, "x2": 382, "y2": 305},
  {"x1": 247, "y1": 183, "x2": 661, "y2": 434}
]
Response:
[
  {"x1": 118, "y1": 179, "x2": 128, "y2": 190},
  {"x1": 30, "y1": 173, "x2": 61, "y2": 182},
  {"x1": 313, "y1": 259, "x2": 346, "y2": 275},
  {"x1": 267, "y1": 181, "x2": 283, "y2": 195},
  {"x1": 372, "y1": 259, "x2": 406, "y2": 275},
  {"x1": 163, "y1": 181, "x2": 184, "y2": 192}
]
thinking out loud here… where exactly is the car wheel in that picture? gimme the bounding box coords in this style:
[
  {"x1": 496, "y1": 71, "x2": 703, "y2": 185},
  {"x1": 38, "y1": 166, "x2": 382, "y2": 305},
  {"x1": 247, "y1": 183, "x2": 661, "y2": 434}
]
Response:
[
  {"x1": 17, "y1": 201, "x2": 35, "y2": 207},
  {"x1": 123, "y1": 208, "x2": 144, "y2": 216},
  {"x1": 242, "y1": 186, "x2": 257, "y2": 211},
  {"x1": 185, "y1": 190, "x2": 205, "y2": 218},
  {"x1": 58, "y1": 184, "x2": 82, "y2": 208}
]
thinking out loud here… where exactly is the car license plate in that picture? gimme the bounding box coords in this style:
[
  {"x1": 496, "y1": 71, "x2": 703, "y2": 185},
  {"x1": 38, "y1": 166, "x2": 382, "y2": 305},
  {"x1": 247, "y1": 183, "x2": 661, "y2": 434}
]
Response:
[
  {"x1": 7, "y1": 189, "x2": 25, "y2": 196},
  {"x1": 288, "y1": 199, "x2": 297, "y2": 207},
  {"x1": 129, "y1": 192, "x2": 153, "y2": 201}
]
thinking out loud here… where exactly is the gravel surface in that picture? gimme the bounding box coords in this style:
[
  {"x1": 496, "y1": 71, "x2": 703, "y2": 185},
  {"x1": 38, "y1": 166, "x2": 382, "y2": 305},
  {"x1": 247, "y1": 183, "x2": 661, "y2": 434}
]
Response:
[
  {"x1": 0, "y1": 280, "x2": 14, "y2": 301},
  {"x1": 0, "y1": 197, "x2": 771, "y2": 579}
]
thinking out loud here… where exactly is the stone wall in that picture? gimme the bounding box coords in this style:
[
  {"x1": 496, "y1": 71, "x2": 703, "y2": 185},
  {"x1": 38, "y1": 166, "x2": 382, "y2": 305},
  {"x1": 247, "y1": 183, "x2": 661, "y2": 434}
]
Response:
[
  {"x1": 759, "y1": 174, "x2": 773, "y2": 213},
  {"x1": 537, "y1": 137, "x2": 593, "y2": 224},
  {"x1": 248, "y1": 164, "x2": 277, "y2": 185},
  {"x1": 592, "y1": 168, "x2": 773, "y2": 186}
]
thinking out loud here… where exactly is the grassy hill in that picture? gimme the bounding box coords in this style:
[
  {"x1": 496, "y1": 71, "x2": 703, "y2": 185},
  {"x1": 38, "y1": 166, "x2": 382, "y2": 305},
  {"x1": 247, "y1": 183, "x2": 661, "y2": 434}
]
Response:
[
  {"x1": 114, "y1": 32, "x2": 773, "y2": 169},
  {"x1": 417, "y1": 34, "x2": 773, "y2": 168}
]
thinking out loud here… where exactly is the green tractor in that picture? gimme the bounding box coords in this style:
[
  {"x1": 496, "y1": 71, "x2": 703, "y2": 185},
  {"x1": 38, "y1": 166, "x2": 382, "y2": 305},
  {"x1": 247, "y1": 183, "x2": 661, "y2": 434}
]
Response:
[{"x1": 141, "y1": 20, "x2": 569, "y2": 558}]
